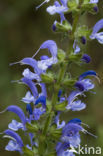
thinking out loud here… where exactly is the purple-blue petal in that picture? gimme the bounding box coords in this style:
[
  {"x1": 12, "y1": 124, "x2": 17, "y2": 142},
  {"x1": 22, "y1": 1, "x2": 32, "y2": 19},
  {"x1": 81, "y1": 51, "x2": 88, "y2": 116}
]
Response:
[
  {"x1": 75, "y1": 81, "x2": 85, "y2": 91},
  {"x1": 5, "y1": 140, "x2": 22, "y2": 152},
  {"x1": 69, "y1": 118, "x2": 81, "y2": 125},
  {"x1": 91, "y1": 19, "x2": 103, "y2": 34},
  {"x1": 26, "y1": 104, "x2": 33, "y2": 115},
  {"x1": 40, "y1": 40, "x2": 57, "y2": 58},
  {"x1": 40, "y1": 83, "x2": 47, "y2": 97},
  {"x1": 40, "y1": 55, "x2": 49, "y2": 60},
  {"x1": 7, "y1": 105, "x2": 26, "y2": 126},
  {"x1": 8, "y1": 120, "x2": 24, "y2": 131},
  {"x1": 79, "y1": 70, "x2": 97, "y2": 80},
  {"x1": 21, "y1": 77, "x2": 38, "y2": 98},
  {"x1": 21, "y1": 58, "x2": 42, "y2": 74},
  {"x1": 35, "y1": 96, "x2": 46, "y2": 108}
]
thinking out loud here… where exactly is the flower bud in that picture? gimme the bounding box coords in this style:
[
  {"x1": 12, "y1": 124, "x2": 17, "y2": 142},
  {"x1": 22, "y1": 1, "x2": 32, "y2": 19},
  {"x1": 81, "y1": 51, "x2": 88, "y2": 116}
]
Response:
[
  {"x1": 81, "y1": 36, "x2": 86, "y2": 44},
  {"x1": 93, "y1": 6, "x2": 98, "y2": 13}
]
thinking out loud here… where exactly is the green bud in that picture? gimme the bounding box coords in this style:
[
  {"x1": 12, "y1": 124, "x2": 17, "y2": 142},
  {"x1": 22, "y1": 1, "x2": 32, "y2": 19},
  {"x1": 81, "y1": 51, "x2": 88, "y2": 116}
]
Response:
[{"x1": 56, "y1": 20, "x2": 72, "y2": 32}]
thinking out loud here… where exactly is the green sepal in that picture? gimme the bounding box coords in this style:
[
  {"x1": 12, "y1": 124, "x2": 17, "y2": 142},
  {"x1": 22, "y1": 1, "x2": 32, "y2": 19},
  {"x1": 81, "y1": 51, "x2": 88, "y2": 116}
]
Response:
[
  {"x1": 75, "y1": 25, "x2": 92, "y2": 39},
  {"x1": 69, "y1": 53, "x2": 82, "y2": 61},
  {"x1": 26, "y1": 123, "x2": 38, "y2": 133},
  {"x1": 81, "y1": 0, "x2": 97, "y2": 14},
  {"x1": 62, "y1": 79, "x2": 76, "y2": 87},
  {"x1": 68, "y1": 0, "x2": 79, "y2": 12},
  {"x1": 49, "y1": 127, "x2": 62, "y2": 140},
  {"x1": 41, "y1": 73, "x2": 54, "y2": 84},
  {"x1": 57, "y1": 49, "x2": 66, "y2": 62},
  {"x1": 56, "y1": 20, "x2": 72, "y2": 32},
  {"x1": 23, "y1": 146, "x2": 34, "y2": 156},
  {"x1": 54, "y1": 101, "x2": 67, "y2": 111}
]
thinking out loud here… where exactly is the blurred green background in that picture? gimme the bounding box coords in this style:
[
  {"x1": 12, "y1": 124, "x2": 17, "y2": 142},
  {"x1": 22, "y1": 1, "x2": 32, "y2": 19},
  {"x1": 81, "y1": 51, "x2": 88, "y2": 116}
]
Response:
[{"x1": 0, "y1": 0, "x2": 103, "y2": 155}]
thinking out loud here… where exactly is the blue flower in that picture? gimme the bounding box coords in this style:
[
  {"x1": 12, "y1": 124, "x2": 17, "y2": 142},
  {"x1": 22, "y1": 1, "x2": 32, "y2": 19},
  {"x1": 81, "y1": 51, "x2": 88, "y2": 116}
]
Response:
[
  {"x1": 8, "y1": 120, "x2": 24, "y2": 131},
  {"x1": 46, "y1": 0, "x2": 68, "y2": 23},
  {"x1": 5, "y1": 140, "x2": 22, "y2": 153},
  {"x1": 90, "y1": 19, "x2": 103, "y2": 44},
  {"x1": 10, "y1": 40, "x2": 58, "y2": 74},
  {"x1": 67, "y1": 100, "x2": 86, "y2": 111},
  {"x1": 75, "y1": 79, "x2": 94, "y2": 92},
  {"x1": 32, "y1": 40, "x2": 58, "y2": 72},
  {"x1": 33, "y1": 107, "x2": 45, "y2": 120},
  {"x1": 81, "y1": 54, "x2": 91, "y2": 63},
  {"x1": 62, "y1": 122, "x2": 83, "y2": 142},
  {"x1": 55, "y1": 112, "x2": 65, "y2": 129},
  {"x1": 66, "y1": 91, "x2": 86, "y2": 111},
  {"x1": 37, "y1": 57, "x2": 57, "y2": 72},
  {"x1": 4, "y1": 129, "x2": 24, "y2": 148}
]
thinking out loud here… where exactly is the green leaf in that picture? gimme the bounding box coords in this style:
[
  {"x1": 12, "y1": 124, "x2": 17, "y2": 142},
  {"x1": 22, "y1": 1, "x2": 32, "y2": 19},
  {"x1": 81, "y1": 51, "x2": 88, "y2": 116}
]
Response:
[
  {"x1": 56, "y1": 20, "x2": 72, "y2": 32},
  {"x1": 26, "y1": 123, "x2": 38, "y2": 133},
  {"x1": 23, "y1": 146, "x2": 34, "y2": 156},
  {"x1": 41, "y1": 73, "x2": 54, "y2": 83},
  {"x1": 54, "y1": 101, "x2": 67, "y2": 111}
]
